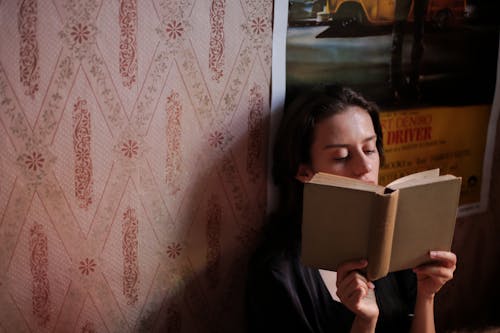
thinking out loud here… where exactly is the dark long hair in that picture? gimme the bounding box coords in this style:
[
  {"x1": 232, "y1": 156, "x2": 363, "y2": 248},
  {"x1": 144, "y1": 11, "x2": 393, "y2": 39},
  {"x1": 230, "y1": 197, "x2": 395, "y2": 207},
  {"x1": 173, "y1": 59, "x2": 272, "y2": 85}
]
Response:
[{"x1": 268, "y1": 85, "x2": 384, "y2": 253}]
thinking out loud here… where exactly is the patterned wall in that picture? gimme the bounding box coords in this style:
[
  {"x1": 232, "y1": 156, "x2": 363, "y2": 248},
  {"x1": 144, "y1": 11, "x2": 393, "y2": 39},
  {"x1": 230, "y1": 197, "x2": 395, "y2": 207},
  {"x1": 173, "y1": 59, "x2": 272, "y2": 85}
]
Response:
[{"x1": 0, "y1": 0, "x2": 272, "y2": 332}]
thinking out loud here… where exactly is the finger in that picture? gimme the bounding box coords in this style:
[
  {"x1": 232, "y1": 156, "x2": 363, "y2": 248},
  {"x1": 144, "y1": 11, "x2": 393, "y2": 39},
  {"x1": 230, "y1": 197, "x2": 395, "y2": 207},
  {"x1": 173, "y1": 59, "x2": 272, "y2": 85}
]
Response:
[
  {"x1": 414, "y1": 265, "x2": 455, "y2": 280},
  {"x1": 429, "y1": 251, "x2": 457, "y2": 267},
  {"x1": 337, "y1": 268, "x2": 369, "y2": 290},
  {"x1": 347, "y1": 285, "x2": 367, "y2": 303},
  {"x1": 337, "y1": 270, "x2": 356, "y2": 290},
  {"x1": 337, "y1": 272, "x2": 370, "y2": 302},
  {"x1": 415, "y1": 252, "x2": 457, "y2": 275},
  {"x1": 338, "y1": 280, "x2": 368, "y2": 305},
  {"x1": 336, "y1": 259, "x2": 368, "y2": 281}
]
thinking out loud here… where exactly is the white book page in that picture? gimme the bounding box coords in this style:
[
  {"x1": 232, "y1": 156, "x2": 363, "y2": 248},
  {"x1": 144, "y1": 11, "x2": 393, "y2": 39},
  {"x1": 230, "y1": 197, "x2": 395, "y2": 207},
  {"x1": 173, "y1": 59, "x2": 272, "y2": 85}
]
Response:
[
  {"x1": 386, "y1": 169, "x2": 440, "y2": 188},
  {"x1": 389, "y1": 174, "x2": 457, "y2": 190}
]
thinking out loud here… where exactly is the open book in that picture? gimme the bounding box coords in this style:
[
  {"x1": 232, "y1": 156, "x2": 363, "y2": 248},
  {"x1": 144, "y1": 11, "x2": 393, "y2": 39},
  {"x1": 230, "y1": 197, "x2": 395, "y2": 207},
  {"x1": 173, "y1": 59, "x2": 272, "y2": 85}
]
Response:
[{"x1": 301, "y1": 169, "x2": 461, "y2": 280}]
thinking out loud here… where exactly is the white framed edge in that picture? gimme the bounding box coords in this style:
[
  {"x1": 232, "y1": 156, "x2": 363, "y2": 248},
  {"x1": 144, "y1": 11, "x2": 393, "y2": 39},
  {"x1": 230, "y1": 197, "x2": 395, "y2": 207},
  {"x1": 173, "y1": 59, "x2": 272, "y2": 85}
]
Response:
[
  {"x1": 458, "y1": 33, "x2": 500, "y2": 218},
  {"x1": 267, "y1": 0, "x2": 288, "y2": 214}
]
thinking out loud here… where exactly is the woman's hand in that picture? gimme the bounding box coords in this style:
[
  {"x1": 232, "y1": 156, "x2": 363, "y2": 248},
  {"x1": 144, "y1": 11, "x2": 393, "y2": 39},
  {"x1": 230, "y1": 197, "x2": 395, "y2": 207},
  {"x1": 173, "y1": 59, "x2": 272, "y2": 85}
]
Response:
[
  {"x1": 336, "y1": 259, "x2": 379, "y2": 328},
  {"x1": 413, "y1": 250, "x2": 456, "y2": 299}
]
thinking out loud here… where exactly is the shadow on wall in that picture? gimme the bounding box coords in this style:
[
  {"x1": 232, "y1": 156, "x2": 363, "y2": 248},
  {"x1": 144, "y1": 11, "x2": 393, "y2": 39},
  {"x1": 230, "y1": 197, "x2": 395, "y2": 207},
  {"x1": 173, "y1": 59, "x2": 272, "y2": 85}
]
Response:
[
  {"x1": 435, "y1": 113, "x2": 500, "y2": 332},
  {"x1": 133, "y1": 108, "x2": 500, "y2": 332},
  {"x1": 135, "y1": 113, "x2": 271, "y2": 333}
]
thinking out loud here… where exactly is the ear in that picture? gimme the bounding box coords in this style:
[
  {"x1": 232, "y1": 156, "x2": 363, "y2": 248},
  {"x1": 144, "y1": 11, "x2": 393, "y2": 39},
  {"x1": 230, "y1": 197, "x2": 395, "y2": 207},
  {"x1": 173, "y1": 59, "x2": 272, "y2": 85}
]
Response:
[{"x1": 295, "y1": 164, "x2": 314, "y2": 183}]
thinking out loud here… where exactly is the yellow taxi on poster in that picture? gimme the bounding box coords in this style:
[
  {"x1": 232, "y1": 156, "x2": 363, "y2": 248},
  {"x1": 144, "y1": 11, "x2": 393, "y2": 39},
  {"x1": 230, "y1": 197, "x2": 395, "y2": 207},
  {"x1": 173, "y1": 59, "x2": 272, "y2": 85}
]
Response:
[{"x1": 323, "y1": 0, "x2": 465, "y2": 26}]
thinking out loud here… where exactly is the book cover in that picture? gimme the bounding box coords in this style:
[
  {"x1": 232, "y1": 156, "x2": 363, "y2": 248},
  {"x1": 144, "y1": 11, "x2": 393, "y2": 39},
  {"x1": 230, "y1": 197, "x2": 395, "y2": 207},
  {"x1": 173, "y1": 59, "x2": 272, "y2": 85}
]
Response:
[{"x1": 301, "y1": 169, "x2": 461, "y2": 280}]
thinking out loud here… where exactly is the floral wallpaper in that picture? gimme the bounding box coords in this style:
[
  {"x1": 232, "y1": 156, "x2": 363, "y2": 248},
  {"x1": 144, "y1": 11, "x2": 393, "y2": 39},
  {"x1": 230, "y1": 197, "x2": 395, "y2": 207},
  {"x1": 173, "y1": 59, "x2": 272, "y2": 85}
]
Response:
[{"x1": 0, "y1": 0, "x2": 272, "y2": 332}]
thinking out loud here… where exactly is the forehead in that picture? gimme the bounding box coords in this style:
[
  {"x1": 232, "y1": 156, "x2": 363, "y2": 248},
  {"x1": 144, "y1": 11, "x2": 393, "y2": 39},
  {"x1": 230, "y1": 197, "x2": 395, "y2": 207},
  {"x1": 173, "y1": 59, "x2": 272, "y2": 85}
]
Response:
[{"x1": 314, "y1": 106, "x2": 375, "y2": 140}]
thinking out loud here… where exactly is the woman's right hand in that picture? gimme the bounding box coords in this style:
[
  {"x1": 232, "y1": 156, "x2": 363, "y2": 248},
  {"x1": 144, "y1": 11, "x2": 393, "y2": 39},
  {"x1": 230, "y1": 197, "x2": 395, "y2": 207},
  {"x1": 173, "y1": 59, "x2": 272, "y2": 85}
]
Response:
[{"x1": 336, "y1": 260, "x2": 379, "y2": 330}]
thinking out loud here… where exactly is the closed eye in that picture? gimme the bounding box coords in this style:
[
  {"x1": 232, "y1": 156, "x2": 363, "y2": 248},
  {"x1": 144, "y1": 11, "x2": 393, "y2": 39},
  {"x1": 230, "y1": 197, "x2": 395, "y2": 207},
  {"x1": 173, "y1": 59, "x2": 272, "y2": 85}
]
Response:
[{"x1": 333, "y1": 154, "x2": 350, "y2": 161}]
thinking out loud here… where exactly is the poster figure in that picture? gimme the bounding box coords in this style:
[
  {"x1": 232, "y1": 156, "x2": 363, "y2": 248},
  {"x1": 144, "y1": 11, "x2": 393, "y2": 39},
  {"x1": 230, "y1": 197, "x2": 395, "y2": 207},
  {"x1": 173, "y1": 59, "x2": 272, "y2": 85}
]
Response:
[
  {"x1": 284, "y1": 0, "x2": 500, "y2": 213},
  {"x1": 390, "y1": 0, "x2": 428, "y2": 102}
]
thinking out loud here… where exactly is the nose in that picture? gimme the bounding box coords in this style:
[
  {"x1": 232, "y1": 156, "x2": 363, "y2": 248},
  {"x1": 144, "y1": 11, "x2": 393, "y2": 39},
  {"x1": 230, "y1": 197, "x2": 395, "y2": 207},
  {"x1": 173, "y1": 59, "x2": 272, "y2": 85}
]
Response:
[{"x1": 352, "y1": 151, "x2": 372, "y2": 179}]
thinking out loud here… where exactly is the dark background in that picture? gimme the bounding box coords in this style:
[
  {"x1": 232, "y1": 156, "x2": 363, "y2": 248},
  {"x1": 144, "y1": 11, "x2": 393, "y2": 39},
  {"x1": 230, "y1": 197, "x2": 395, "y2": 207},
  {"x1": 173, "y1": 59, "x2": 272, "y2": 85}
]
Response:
[{"x1": 286, "y1": 0, "x2": 499, "y2": 110}]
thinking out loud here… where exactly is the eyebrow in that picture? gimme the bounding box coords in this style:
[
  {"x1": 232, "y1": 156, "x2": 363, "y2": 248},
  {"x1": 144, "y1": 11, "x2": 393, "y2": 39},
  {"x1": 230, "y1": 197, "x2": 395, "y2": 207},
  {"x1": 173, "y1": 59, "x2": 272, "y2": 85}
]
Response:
[{"x1": 322, "y1": 135, "x2": 377, "y2": 150}]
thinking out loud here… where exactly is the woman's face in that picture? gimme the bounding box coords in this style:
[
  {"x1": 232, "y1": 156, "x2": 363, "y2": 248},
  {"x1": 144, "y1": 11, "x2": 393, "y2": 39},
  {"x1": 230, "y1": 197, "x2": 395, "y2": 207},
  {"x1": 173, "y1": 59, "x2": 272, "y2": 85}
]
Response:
[{"x1": 300, "y1": 106, "x2": 380, "y2": 184}]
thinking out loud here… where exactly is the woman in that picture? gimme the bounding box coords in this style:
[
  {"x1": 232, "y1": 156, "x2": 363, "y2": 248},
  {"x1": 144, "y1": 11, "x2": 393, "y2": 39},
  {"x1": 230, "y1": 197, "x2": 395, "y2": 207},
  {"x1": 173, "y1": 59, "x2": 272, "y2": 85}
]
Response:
[{"x1": 245, "y1": 86, "x2": 456, "y2": 332}]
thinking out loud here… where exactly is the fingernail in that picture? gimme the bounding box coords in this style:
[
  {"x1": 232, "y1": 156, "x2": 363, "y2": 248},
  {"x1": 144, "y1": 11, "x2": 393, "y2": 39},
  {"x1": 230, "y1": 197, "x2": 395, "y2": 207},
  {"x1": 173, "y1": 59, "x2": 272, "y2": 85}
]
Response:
[{"x1": 430, "y1": 251, "x2": 437, "y2": 258}]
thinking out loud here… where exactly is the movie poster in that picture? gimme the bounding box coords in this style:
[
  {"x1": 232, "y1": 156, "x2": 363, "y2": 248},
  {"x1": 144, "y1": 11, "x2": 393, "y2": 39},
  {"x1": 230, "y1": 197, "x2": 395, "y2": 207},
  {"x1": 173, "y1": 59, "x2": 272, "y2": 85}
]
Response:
[{"x1": 274, "y1": 0, "x2": 500, "y2": 215}]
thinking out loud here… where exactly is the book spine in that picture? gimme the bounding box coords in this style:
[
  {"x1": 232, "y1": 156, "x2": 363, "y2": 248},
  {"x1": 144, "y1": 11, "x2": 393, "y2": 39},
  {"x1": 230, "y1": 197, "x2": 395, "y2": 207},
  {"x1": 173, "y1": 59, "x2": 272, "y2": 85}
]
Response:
[{"x1": 367, "y1": 190, "x2": 399, "y2": 280}]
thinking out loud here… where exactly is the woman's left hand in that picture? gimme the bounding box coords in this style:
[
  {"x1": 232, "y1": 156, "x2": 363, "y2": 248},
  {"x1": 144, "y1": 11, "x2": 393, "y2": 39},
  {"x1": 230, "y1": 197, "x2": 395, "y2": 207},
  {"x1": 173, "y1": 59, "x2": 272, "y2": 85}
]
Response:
[{"x1": 413, "y1": 250, "x2": 456, "y2": 298}]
